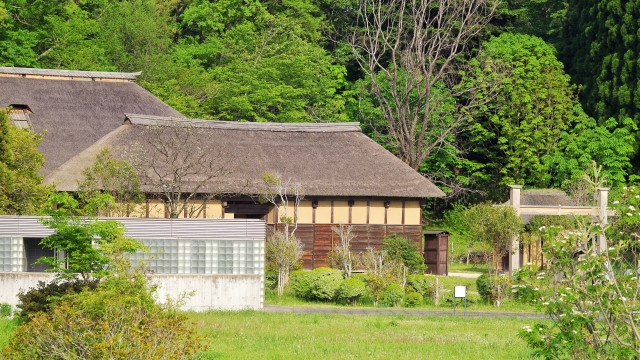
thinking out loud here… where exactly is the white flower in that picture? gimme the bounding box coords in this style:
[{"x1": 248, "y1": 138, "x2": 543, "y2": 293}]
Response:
[
  {"x1": 614, "y1": 201, "x2": 620, "y2": 204},
  {"x1": 630, "y1": 206, "x2": 636, "y2": 211},
  {"x1": 527, "y1": 328, "x2": 532, "y2": 332},
  {"x1": 512, "y1": 289, "x2": 518, "y2": 293},
  {"x1": 533, "y1": 288, "x2": 539, "y2": 291},
  {"x1": 627, "y1": 213, "x2": 633, "y2": 217},
  {"x1": 542, "y1": 302, "x2": 550, "y2": 306},
  {"x1": 608, "y1": 247, "x2": 615, "y2": 251},
  {"x1": 559, "y1": 313, "x2": 566, "y2": 317},
  {"x1": 636, "y1": 195, "x2": 639, "y2": 199},
  {"x1": 572, "y1": 330, "x2": 577, "y2": 334}
]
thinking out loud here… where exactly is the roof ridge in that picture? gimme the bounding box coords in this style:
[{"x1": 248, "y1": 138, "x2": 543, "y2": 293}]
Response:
[
  {"x1": 0, "y1": 67, "x2": 141, "y2": 80},
  {"x1": 123, "y1": 114, "x2": 362, "y2": 133}
]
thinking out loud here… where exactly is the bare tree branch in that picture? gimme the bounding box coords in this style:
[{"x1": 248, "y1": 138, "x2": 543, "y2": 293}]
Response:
[{"x1": 349, "y1": 0, "x2": 501, "y2": 170}]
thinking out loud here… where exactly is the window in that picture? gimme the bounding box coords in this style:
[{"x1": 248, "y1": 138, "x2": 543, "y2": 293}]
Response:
[{"x1": 8, "y1": 105, "x2": 33, "y2": 129}]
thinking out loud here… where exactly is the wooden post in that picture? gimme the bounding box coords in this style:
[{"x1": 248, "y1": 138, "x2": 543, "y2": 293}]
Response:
[
  {"x1": 508, "y1": 185, "x2": 523, "y2": 273},
  {"x1": 597, "y1": 188, "x2": 610, "y2": 253}
]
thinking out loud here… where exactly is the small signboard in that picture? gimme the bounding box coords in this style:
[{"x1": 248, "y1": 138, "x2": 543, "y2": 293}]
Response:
[{"x1": 453, "y1": 286, "x2": 467, "y2": 315}]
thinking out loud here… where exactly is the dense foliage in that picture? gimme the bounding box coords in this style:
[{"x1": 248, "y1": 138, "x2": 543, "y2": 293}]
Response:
[
  {"x1": 0, "y1": 108, "x2": 52, "y2": 215},
  {"x1": 518, "y1": 185, "x2": 640, "y2": 358},
  {"x1": 5, "y1": 265, "x2": 204, "y2": 359},
  {"x1": 0, "y1": 0, "x2": 637, "y2": 203}
]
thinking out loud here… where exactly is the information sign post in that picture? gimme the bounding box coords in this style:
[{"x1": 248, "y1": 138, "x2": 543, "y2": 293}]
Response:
[{"x1": 453, "y1": 286, "x2": 467, "y2": 315}]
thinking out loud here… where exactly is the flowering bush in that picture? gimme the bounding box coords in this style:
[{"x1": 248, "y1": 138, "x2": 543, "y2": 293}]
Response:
[{"x1": 519, "y1": 185, "x2": 640, "y2": 359}]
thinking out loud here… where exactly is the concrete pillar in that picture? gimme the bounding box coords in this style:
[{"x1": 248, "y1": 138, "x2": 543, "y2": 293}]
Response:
[
  {"x1": 508, "y1": 185, "x2": 523, "y2": 273},
  {"x1": 597, "y1": 187, "x2": 609, "y2": 253}
]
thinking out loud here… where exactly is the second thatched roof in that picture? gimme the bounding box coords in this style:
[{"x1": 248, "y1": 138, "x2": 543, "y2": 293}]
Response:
[{"x1": 46, "y1": 115, "x2": 445, "y2": 198}]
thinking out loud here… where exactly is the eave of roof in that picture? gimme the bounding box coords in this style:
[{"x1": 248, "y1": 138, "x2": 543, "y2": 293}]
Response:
[
  {"x1": 124, "y1": 114, "x2": 362, "y2": 133},
  {"x1": 0, "y1": 67, "x2": 141, "y2": 80}
]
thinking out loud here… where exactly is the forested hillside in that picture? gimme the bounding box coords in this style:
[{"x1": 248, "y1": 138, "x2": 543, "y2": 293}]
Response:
[{"x1": 0, "y1": 0, "x2": 637, "y2": 204}]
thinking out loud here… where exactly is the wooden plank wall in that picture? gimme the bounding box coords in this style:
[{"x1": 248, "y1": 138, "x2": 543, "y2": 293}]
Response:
[{"x1": 268, "y1": 224, "x2": 422, "y2": 269}]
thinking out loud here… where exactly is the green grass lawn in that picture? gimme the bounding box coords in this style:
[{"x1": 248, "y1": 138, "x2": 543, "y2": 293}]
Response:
[
  {"x1": 1, "y1": 311, "x2": 541, "y2": 359},
  {"x1": 449, "y1": 262, "x2": 489, "y2": 274},
  {"x1": 190, "y1": 311, "x2": 541, "y2": 359},
  {"x1": 0, "y1": 318, "x2": 19, "y2": 350}
]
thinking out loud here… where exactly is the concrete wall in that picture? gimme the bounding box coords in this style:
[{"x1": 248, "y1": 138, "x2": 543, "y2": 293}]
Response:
[
  {"x1": 0, "y1": 273, "x2": 263, "y2": 311},
  {"x1": 0, "y1": 272, "x2": 54, "y2": 307},
  {"x1": 150, "y1": 274, "x2": 263, "y2": 311}
]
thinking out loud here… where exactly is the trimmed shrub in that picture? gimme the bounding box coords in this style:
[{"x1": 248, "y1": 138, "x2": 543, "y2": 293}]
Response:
[
  {"x1": 382, "y1": 234, "x2": 426, "y2": 273},
  {"x1": 404, "y1": 292, "x2": 423, "y2": 307},
  {"x1": 382, "y1": 283, "x2": 404, "y2": 307},
  {"x1": 337, "y1": 278, "x2": 366, "y2": 305},
  {"x1": 476, "y1": 274, "x2": 491, "y2": 300},
  {"x1": 289, "y1": 270, "x2": 312, "y2": 299},
  {"x1": 364, "y1": 274, "x2": 387, "y2": 306},
  {"x1": 405, "y1": 274, "x2": 436, "y2": 299},
  {"x1": 17, "y1": 278, "x2": 99, "y2": 320},
  {"x1": 308, "y1": 267, "x2": 343, "y2": 301}
]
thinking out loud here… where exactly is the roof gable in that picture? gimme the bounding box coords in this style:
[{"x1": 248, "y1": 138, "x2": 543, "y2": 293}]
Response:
[{"x1": 0, "y1": 72, "x2": 184, "y2": 175}]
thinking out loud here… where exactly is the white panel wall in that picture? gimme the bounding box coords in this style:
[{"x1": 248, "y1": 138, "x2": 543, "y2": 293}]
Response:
[{"x1": 0, "y1": 273, "x2": 263, "y2": 310}]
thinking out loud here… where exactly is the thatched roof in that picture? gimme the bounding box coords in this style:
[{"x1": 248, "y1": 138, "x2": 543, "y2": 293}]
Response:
[
  {"x1": 0, "y1": 67, "x2": 141, "y2": 80},
  {"x1": 46, "y1": 115, "x2": 445, "y2": 198},
  {"x1": 0, "y1": 70, "x2": 183, "y2": 174},
  {"x1": 520, "y1": 189, "x2": 577, "y2": 206}
]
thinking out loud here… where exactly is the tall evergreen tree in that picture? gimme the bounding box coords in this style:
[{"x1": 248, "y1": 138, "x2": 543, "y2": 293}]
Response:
[{"x1": 559, "y1": 0, "x2": 640, "y2": 132}]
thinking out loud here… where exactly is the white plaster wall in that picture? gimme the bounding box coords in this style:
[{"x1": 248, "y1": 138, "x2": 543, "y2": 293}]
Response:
[
  {"x1": 149, "y1": 274, "x2": 264, "y2": 311},
  {"x1": 0, "y1": 272, "x2": 54, "y2": 307},
  {"x1": 0, "y1": 273, "x2": 263, "y2": 311}
]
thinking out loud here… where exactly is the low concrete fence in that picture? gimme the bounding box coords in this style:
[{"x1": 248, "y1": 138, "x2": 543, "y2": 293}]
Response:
[{"x1": 0, "y1": 273, "x2": 263, "y2": 311}]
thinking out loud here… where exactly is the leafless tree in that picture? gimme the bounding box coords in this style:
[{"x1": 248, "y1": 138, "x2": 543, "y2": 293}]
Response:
[
  {"x1": 349, "y1": 0, "x2": 500, "y2": 170},
  {"x1": 130, "y1": 122, "x2": 240, "y2": 218},
  {"x1": 262, "y1": 173, "x2": 305, "y2": 295},
  {"x1": 327, "y1": 224, "x2": 358, "y2": 278}
]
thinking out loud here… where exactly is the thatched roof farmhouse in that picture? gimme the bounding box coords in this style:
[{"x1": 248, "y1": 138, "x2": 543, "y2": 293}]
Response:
[{"x1": 1, "y1": 67, "x2": 445, "y2": 269}]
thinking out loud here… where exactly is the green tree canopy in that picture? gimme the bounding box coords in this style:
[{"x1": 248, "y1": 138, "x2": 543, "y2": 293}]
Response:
[{"x1": 0, "y1": 108, "x2": 53, "y2": 215}]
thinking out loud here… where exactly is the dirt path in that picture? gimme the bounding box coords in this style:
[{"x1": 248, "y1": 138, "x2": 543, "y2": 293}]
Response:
[{"x1": 448, "y1": 272, "x2": 483, "y2": 279}]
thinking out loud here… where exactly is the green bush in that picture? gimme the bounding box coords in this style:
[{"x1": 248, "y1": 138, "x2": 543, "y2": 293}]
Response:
[
  {"x1": 382, "y1": 283, "x2": 404, "y2": 307},
  {"x1": 265, "y1": 271, "x2": 278, "y2": 290},
  {"x1": 337, "y1": 278, "x2": 366, "y2": 305},
  {"x1": 308, "y1": 267, "x2": 343, "y2": 301},
  {"x1": 405, "y1": 274, "x2": 436, "y2": 299},
  {"x1": 444, "y1": 292, "x2": 482, "y2": 305},
  {"x1": 382, "y1": 234, "x2": 426, "y2": 274},
  {"x1": 511, "y1": 264, "x2": 542, "y2": 304},
  {"x1": 363, "y1": 274, "x2": 387, "y2": 306},
  {"x1": 0, "y1": 303, "x2": 12, "y2": 318},
  {"x1": 289, "y1": 270, "x2": 312, "y2": 299},
  {"x1": 476, "y1": 274, "x2": 491, "y2": 300},
  {"x1": 403, "y1": 292, "x2": 423, "y2": 307},
  {"x1": 4, "y1": 267, "x2": 205, "y2": 359},
  {"x1": 17, "y1": 278, "x2": 99, "y2": 320},
  {"x1": 476, "y1": 273, "x2": 513, "y2": 304}
]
